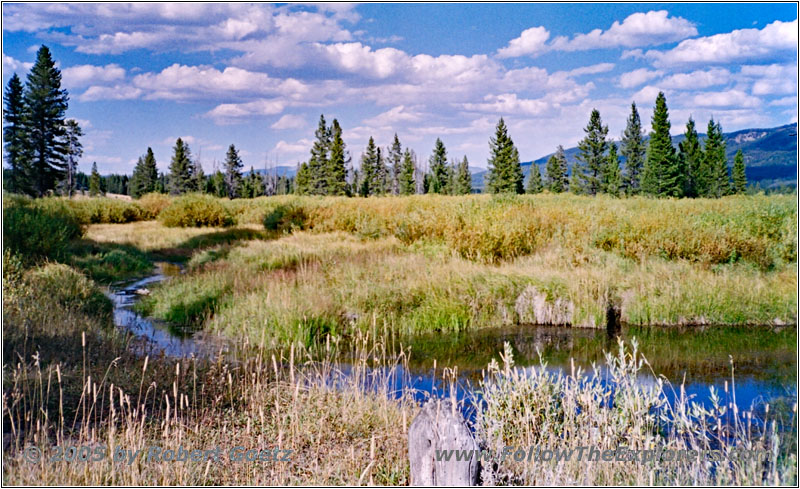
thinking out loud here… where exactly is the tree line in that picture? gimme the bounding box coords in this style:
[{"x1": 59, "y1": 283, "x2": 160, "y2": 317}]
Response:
[{"x1": 4, "y1": 46, "x2": 748, "y2": 200}]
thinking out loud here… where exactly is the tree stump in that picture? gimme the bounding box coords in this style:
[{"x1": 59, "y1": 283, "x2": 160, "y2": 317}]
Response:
[{"x1": 408, "y1": 398, "x2": 479, "y2": 486}]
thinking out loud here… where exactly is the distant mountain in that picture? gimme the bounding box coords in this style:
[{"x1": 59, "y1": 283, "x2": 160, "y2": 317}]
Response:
[
  {"x1": 472, "y1": 123, "x2": 797, "y2": 191},
  {"x1": 245, "y1": 165, "x2": 297, "y2": 178}
]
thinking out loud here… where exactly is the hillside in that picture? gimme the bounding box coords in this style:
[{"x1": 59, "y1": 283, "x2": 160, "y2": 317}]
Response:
[{"x1": 472, "y1": 123, "x2": 797, "y2": 191}]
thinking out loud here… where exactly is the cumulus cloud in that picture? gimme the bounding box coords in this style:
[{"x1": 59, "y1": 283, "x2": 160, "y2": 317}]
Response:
[
  {"x1": 496, "y1": 26, "x2": 550, "y2": 58},
  {"x1": 363, "y1": 105, "x2": 423, "y2": 126},
  {"x1": 691, "y1": 89, "x2": 761, "y2": 109},
  {"x1": 462, "y1": 93, "x2": 551, "y2": 116},
  {"x1": 659, "y1": 68, "x2": 731, "y2": 90},
  {"x1": 647, "y1": 19, "x2": 797, "y2": 67},
  {"x1": 619, "y1": 68, "x2": 663, "y2": 89},
  {"x1": 551, "y1": 11, "x2": 697, "y2": 51},
  {"x1": 79, "y1": 85, "x2": 142, "y2": 102},
  {"x1": 2, "y1": 53, "x2": 32, "y2": 72},
  {"x1": 62, "y1": 63, "x2": 125, "y2": 87},
  {"x1": 271, "y1": 114, "x2": 306, "y2": 130},
  {"x1": 206, "y1": 99, "x2": 286, "y2": 123}
]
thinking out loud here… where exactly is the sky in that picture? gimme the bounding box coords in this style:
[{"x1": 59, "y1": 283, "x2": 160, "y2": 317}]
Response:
[{"x1": 2, "y1": 3, "x2": 798, "y2": 174}]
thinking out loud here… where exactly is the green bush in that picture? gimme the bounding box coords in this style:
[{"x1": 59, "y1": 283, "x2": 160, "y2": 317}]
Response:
[
  {"x1": 137, "y1": 193, "x2": 171, "y2": 219},
  {"x1": 3, "y1": 199, "x2": 84, "y2": 262},
  {"x1": 26, "y1": 263, "x2": 113, "y2": 321},
  {"x1": 263, "y1": 203, "x2": 309, "y2": 232},
  {"x1": 158, "y1": 194, "x2": 234, "y2": 227}
]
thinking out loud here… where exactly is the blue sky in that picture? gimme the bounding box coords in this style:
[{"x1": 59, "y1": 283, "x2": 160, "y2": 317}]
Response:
[{"x1": 2, "y1": 3, "x2": 797, "y2": 174}]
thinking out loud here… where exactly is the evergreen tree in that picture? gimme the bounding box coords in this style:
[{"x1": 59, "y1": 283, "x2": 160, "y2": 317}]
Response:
[
  {"x1": 603, "y1": 142, "x2": 622, "y2": 197},
  {"x1": 678, "y1": 117, "x2": 703, "y2": 198},
  {"x1": 24, "y1": 45, "x2": 70, "y2": 197},
  {"x1": 209, "y1": 170, "x2": 226, "y2": 197},
  {"x1": 294, "y1": 162, "x2": 311, "y2": 195},
  {"x1": 359, "y1": 137, "x2": 379, "y2": 196},
  {"x1": 704, "y1": 119, "x2": 730, "y2": 198},
  {"x1": 569, "y1": 162, "x2": 581, "y2": 194},
  {"x1": 155, "y1": 172, "x2": 168, "y2": 193},
  {"x1": 732, "y1": 149, "x2": 747, "y2": 194},
  {"x1": 454, "y1": 156, "x2": 472, "y2": 195},
  {"x1": 574, "y1": 109, "x2": 608, "y2": 195},
  {"x1": 526, "y1": 163, "x2": 543, "y2": 194},
  {"x1": 89, "y1": 161, "x2": 101, "y2": 196},
  {"x1": 3, "y1": 73, "x2": 31, "y2": 195},
  {"x1": 387, "y1": 133, "x2": 403, "y2": 195},
  {"x1": 486, "y1": 118, "x2": 523, "y2": 194},
  {"x1": 398, "y1": 149, "x2": 416, "y2": 195},
  {"x1": 167, "y1": 138, "x2": 193, "y2": 194},
  {"x1": 545, "y1": 146, "x2": 569, "y2": 193},
  {"x1": 62, "y1": 118, "x2": 82, "y2": 197},
  {"x1": 308, "y1": 114, "x2": 330, "y2": 195},
  {"x1": 621, "y1": 102, "x2": 646, "y2": 195},
  {"x1": 642, "y1": 92, "x2": 680, "y2": 197},
  {"x1": 428, "y1": 138, "x2": 450, "y2": 194},
  {"x1": 223, "y1": 144, "x2": 243, "y2": 198},
  {"x1": 327, "y1": 119, "x2": 349, "y2": 195},
  {"x1": 130, "y1": 147, "x2": 158, "y2": 198}
]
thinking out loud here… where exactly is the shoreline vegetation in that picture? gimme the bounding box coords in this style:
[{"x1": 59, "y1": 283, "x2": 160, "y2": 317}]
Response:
[{"x1": 3, "y1": 191, "x2": 798, "y2": 485}]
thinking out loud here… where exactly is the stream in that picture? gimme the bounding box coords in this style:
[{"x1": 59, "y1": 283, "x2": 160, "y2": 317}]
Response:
[{"x1": 110, "y1": 266, "x2": 797, "y2": 419}]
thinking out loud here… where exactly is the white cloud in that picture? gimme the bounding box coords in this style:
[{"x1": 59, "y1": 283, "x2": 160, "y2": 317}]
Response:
[
  {"x1": 206, "y1": 99, "x2": 286, "y2": 123},
  {"x1": 691, "y1": 89, "x2": 761, "y2": 109},
  {"x1": 2, "y1": 53, "x2": 32, "y2": 72},
  {"x1": 563, "y1": 63, "x2": 615, "y2": 77},
  {"x1": 647, "y1": 19, "x2": 797, "y2": 67},
  {"x1": 271, "y1": 114, "x2": 306, "y2": 130},
  {"x1": 739, "y1": 64, "x2": 798, "y2": 96},
  {"x1": 496, "y1": 26, "x2": 550, "y2": 58},
  {"x1": 619, "y1": 68, "x2": 663, "y2": 89},
  {"x1": 62, "y1": 63, "x2": 125, "y2": 87},
  {"x1": 364, "y1": 105, "x2": 423, "y2": 126},
  {"x1": 462, "y1": 93, "x2": 551, "y2": 116},
  {"x1": 659, "y1": 68, "x2": 731, "y2": 90},
  {"x1": 79, "y1": 85, "x2": 143, "y2": 102},
  {"x1": 551, "y1": 11, "x2": 696, "y2": 51}
]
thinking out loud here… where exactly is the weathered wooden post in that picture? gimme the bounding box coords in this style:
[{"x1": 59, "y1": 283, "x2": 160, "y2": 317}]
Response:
[{"x1": 408, "y1": 398, "x2": 479, "y2": 486}]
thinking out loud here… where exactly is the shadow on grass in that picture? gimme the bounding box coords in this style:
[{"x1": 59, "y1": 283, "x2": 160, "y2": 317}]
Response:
[
  {"x1": 152, "y1": 227, "x2": 278, "y2": 262},
  {"x1": 67, "y1": 240, "x2": 154, "y2": 284}
]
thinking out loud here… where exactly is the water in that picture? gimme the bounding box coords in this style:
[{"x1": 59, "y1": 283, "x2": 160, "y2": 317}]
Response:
[{"x1": 111, "y1": 269, "x2": 796, "y2": 417}]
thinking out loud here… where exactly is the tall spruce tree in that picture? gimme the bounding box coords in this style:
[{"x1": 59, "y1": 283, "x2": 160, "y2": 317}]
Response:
[
  {"x1": 192, "y1": 158, "x2": 205, "y2": 192},
  {"x1": 486, "y1": 118, "x2": 523, "y2": 194},
  {"x1": 168, "y1": 138, "x2": 193, "y2": 195},
  {"x1": 642, "y1": 92, "x2": 680, "y2": 197},
  {"x1": 732, "y1": 149, "x2": 747, "y2": 194},
  {"x1": 294, "y1": 162, "x2": 311, "y2": 195},
  {"x1": 428, "y1": 138, "x2": 450, "y2": 194},
  {"x1": 130, "y1": 147, "x2": 159, "y2": 197},
  {"x1": 327, "y1": 119, "x2": 349, "y2": 195},
  {"x1": 620, "y1": 102, "x2": 646, "y2": 195},
  {"x1": 398, "y1": 148, "x2": 416, "y2": 195},
  {"x1": 387, "y1": 133, "x2": 402, "y2": 195},
  {"x1": 574, "y1": 109, "x2": 608, "y2": 195},
  {"x1": 545, "y1": 145, "x2": 569, "y2": 193},
  {"x1": 308, "y1": 114, "x2": 330, "y2": 195},
  {"x1": 62, "y1": 118, "x2": 82, "y2": 197},
  {"x1": 704, "y1": 119, "x2": 730, "y2": 198},
  {"x1": 603, "y1": 142, "x2": 622, "y2": 197},
  {"x1": 3, "y1": 73, "x2": 31, "y2": 195},
  {"x1": 359, "y1": 137, "x2": 379, "y2": 196},
  {"x1": 454, "y1": 156, "x2": 472, "y2": 195},
  {"x1": 526, "y1": 163, "x2": 543, "y2": 194},
  {"x1": 89, "y1": 161, "x2": 101, "y2": 196},
  {"x1": 224, "y1": 144, "x2": 243, "y2": 198},
  {"x1": 678, "y1": 117, "x2": 703, "y2": 198},
  {"x1": 25, "y1": 45, "x2": 69, "y2": 197}
]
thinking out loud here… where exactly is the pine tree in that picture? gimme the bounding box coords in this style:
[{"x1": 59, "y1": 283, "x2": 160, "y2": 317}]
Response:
[
  {"x1": 62, "y1": 119, "x2": 82, "y2": 197},
  {"x1": 486, "y1": 118, "x2": 524, "y2": 194},
  {"x1": 574, "y1": 109, "x2": 608, "y2": 195},
  {"x1": 192, "y1": 158, "x2": 205, "y2": 192},
  {"x1": 224, "y1": 144, "x2": 243, "y2": 198},
  {"x1": 209, "y1": 170, "x2": 226, "y2": 197},
  {"x1": 642, "y1": 92, "x2": 680, "y2": 197},
  {"x1": 308, "y1": 114, "x2": 330, "y2": 195},
  {"x1": 732, "y1": 149, "x2": 747, "y2": 194},
  {"x1": 24, "y1": 45, "x2": 70, "y2": 197},
  {"x1": 454, "y1": 156, "x2": 472, "y2": 195},
  {"x1": 545, "y1": 145, "x2": 569, "y2": 193},
  {"x1": 704, "y1": 119, "x2": 730, "y2": 198},
  {"x1": 294, "y1": 162, "x2": 311, "y2": 195},
  {"x1": 621, "y1": 102, "x2": 646, "y2": 195},
  {"x1": 359, "y1": 137, "x2": 379, "y2": 197},
  {"x1": 130, "y1": 147, "x2": 158, "y2": 198},
  {"x1": 678, "y1": 117, "x2": 703, "y2": 198},
  {"x1": 3, "y1": 73, "x2": 31, "y2": 195},
  {"x1": 569, "y1": 162, "x2": 581, "y2": 194},
  {"x1": 603, "y1": 142, "x2": 622, "y2": 197},
  {"x1": 387, "y1": 134, "x2": 402, "y2": 195},
  {"x1": 398, "y1": 149, "x2": 416, "y2": 195},
  {"x1": 327, "y1": 119, "x2": 349, "y2": 195},
  {"x1": 428, "y1": 138, "x2": 450, "y2": 194},
  {"x1": 526, "y1": 163, "x2": 543, "y2": 194},
  {"x1": 89, "y1": 161, "x2": 101, "y2": 196},
  {"x1": 168, "y1": 138, "x2": 193, "y2": 195}
]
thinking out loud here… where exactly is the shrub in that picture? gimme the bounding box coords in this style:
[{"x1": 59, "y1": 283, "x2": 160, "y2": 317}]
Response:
[
  {"x1": 3, "y1": 200, "x2": 84, "y2": 262},
  {"x1": 137, "y1": 192, "x2": 172, "y2": 219},
  {"x1": 263, "y1": 203, "x2": 309, "y2": 232},
  {"x1": 158, "y1": 193, "x2": 234, "y2": 227},
  {"x1": 25, "y1": 263, "x2": 113, "y2": 321}
]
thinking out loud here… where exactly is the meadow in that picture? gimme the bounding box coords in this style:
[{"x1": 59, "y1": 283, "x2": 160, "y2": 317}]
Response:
[{"x1": 2, "y1": 192, "x2": 797, "y2": 485}]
